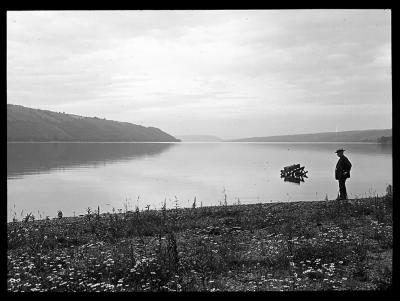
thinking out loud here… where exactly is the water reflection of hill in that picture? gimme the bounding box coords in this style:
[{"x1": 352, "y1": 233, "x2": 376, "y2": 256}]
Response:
[
  {"x1": 7, "y1": 143, "x2": 175, "y2": 178},
  {"x1": 245, "y1": 142, "x2": 392, "y2": 156}
]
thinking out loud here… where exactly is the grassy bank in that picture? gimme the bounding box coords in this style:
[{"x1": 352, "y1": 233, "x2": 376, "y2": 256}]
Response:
[{"x1": 7, "y1": 195, "x2": 393, "y2": 291}]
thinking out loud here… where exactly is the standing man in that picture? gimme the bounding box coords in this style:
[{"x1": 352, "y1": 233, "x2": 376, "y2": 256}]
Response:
[{"x1": 335, "y1": 149, "x2": 352, "y2": 200}]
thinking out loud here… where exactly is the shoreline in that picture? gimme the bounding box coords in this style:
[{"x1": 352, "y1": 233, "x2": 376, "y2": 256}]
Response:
[{"x1": 6, "y1": 197, "x2": 386, "y2": 224}]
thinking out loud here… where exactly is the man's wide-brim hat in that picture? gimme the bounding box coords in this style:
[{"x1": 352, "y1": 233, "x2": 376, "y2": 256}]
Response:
[{"x1": 335, "y1": 149, "x2": 345, "y2": 153}]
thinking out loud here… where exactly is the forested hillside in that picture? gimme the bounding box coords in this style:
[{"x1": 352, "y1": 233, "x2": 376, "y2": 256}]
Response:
[
  {"x1": 7, "y1": 104, "x2": 180, "y2": 142},
  {"x1": 231, "y1": 129, "x2": 392, "y2": 143}
]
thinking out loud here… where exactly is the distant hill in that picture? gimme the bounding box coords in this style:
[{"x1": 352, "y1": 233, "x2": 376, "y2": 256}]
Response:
[
  {"x1": 7, "y1": 104, "x2": 180, "y2": 142},
  {"x1": 230, "y1": 129, "x2": 392, "y2": 143},
  {"x1": 176, "y1": 135, "x2": 224, "y2": 142}
]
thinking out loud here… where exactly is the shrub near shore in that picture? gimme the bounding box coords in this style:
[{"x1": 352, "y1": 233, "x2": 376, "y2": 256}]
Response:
[{"x1": 7, "y1": 195, "x2": 392, "y2": 291}]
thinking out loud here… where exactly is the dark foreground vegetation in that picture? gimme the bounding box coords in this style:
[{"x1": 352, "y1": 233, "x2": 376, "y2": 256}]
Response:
[{"x1": 8, "y1": 194, "x2": 392, "y2": 291}]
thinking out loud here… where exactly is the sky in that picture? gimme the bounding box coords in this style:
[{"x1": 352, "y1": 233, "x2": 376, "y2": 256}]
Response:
[{"x1": 7, "y1": 10, "x2": 391, "y2": 140}]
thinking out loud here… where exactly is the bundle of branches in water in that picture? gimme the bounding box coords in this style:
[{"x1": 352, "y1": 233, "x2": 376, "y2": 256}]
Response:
[{"x1": 280, "y1": 164, "x2": 308, "y2": 184}]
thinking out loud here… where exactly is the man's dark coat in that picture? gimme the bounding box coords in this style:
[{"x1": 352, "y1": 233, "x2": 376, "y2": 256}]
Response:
[{"x1": 335, "y1": 155, "x2": 352, "y2": 180}]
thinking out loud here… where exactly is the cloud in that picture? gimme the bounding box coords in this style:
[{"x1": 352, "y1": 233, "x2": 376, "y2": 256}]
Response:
[{"x1": 7, "y1": 10, "x2": 391, "y2": 138}]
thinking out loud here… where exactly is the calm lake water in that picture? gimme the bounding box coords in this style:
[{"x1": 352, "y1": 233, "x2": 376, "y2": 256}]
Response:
[{"x1": 7, "y1": 142, "x2": 392, "y2": 221}]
